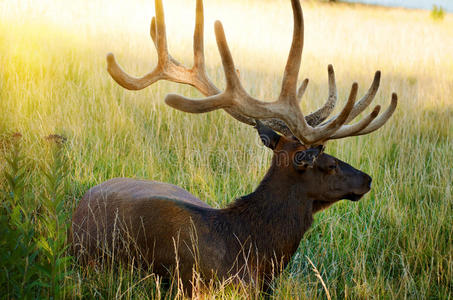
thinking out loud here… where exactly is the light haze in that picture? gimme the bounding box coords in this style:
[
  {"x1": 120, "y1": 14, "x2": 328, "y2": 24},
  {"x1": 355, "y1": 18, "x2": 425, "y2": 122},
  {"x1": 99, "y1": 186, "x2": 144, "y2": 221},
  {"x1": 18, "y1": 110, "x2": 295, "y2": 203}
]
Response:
[{"x1": 343, "y1": 0, "x2": 453, "y2": 12}]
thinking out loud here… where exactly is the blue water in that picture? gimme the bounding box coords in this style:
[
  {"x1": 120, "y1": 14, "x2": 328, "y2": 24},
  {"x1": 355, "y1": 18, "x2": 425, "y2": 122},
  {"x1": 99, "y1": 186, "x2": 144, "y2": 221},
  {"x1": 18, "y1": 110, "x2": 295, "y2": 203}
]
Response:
[{"x1": 342, "y1": 0, "x2": 453, "y2": 12}]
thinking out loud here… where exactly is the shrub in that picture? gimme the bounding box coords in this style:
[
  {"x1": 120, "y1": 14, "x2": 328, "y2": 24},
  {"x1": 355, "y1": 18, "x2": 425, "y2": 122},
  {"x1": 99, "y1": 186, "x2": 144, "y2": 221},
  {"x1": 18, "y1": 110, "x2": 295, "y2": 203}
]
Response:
[{"x1": 431, "y1": 5, "x2": 445, "y2": 21}]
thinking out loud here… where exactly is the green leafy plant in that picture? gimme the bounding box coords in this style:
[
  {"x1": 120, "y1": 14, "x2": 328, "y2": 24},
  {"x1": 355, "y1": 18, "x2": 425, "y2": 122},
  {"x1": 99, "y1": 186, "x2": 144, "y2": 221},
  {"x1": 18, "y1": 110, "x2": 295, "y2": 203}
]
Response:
[
  {"x1": 0, "y1": 135, "x2": 41, "y2": 298},
  {"x1": 37, "y1": 139, "x2": 74, "y2": 298},
  {"x1": 0, "y1": 135, "x2": 74, "y2": 298}
]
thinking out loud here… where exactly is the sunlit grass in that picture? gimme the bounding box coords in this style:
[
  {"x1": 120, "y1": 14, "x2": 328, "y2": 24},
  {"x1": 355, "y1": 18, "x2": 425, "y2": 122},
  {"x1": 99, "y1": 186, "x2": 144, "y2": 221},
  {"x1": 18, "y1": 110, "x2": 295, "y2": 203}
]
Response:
[{"x1": 0, "y1": 0, "x2": 452, "y2": 298}]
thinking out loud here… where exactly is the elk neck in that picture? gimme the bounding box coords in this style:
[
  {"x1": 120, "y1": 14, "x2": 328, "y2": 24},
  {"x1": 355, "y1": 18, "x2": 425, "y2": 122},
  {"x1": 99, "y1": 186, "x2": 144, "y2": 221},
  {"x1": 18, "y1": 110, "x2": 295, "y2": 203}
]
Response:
[{"x1": 218, "y1": 157, "x2": 314, "y2": 263}]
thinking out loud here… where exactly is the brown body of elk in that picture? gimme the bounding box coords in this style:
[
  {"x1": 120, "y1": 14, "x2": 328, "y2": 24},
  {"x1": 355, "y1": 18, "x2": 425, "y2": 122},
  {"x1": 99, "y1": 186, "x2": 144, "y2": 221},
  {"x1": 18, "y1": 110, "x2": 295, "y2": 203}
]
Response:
[
  {"x1": 72, "y1": 0, "x2": 397, "y2": 294},
  {"x1": 72, "y1": 131, "x2": 372, "y2": 291}
]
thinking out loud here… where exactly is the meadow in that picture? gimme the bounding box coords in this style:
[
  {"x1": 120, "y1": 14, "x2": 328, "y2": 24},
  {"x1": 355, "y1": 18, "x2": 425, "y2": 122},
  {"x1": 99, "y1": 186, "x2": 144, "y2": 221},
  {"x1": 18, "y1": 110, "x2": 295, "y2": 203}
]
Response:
[{"x1": 0, "y1": 0, "x2": 452, "y2": 298}]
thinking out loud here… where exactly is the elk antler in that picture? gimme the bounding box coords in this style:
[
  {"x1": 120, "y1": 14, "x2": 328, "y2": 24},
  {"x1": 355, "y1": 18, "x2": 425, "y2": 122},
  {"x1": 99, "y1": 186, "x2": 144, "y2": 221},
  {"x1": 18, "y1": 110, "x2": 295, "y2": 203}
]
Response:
[{"x1": 107, "y1": 0, "x2": 397, "y2": 145}]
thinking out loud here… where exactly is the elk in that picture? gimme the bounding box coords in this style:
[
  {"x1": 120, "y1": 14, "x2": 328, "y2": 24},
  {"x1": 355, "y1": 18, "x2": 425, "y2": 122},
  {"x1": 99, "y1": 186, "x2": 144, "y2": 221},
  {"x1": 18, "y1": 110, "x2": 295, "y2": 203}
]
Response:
[{"x1": 72, "y1": 0, "x2": 397, "y2": 294}]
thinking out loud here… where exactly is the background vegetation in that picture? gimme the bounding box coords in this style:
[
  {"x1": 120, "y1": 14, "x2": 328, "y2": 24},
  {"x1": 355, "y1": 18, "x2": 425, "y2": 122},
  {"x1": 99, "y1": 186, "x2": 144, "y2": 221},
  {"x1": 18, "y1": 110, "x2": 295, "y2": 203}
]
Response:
[{"x1": 0, "y1": 0, "x2": 452, "y2": 298}]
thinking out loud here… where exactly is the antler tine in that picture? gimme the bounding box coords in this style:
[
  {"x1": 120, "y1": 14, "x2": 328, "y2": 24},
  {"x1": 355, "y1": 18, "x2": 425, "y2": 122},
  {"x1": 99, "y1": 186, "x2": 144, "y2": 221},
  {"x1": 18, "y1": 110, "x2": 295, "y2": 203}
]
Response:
[
  {"x1": 213, "y1": 21, "x2": 245, "y2": 92},
  {"x1": 193, "y1": 0, "x2": 205, "y2": 70},
  {"x1": 165, "y1": 93, "x2": 232, "y2": 113},
  {"x1": 356, "y1": 93, "x2": 398, "y2": 135},
  {"x1": 305, "y1": 64, "x2": 338, "y2": 126},
  {"x1": 151, "y1": 16, "x2": 177, "y2": 67},
  {"x1": 296, "y1": 78, "x2": 309, "y2": 103},
  {"x1": 154, "y1": 0, "x2": 168, "y2": 64},
  {"x1": 345, "y1": 70, "x2": 381, "y2": 123},
  {"x1": 279, "y1": 0, "x2": 304, "y2": 101},
  {"x1": 106, "y1": 53, "x2": 162, "y2": 90},
  {"x1": 150, "y1": 17, "x2": 157, "y2": 44}
]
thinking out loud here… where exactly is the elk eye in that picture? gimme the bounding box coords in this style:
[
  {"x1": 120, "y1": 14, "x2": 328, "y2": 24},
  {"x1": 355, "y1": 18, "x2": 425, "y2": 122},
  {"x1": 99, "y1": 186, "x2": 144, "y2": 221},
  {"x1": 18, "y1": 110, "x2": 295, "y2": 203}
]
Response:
[{"x1": 327, "y1": 162, "x2": 337, "y2": 172}]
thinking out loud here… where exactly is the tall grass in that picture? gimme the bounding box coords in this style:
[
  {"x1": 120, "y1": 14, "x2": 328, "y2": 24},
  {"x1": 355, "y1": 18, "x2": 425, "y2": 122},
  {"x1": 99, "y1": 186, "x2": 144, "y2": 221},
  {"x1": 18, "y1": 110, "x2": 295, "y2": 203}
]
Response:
[{"x1": 0, "y1": 0, "x2": 452, "y2": 298}]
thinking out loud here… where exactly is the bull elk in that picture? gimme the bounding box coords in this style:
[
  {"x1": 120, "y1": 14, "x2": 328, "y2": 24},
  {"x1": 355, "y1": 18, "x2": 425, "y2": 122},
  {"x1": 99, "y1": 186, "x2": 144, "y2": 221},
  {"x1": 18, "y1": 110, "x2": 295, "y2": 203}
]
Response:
[{"x1": 72, "y1": 0, "x2": 397, "y2": 294}]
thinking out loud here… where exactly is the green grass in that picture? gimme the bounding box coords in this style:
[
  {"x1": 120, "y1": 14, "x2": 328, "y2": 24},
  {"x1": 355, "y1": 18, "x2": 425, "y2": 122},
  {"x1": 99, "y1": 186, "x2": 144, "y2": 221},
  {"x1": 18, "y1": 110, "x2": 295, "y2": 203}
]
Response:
[{"x1": 0, "y1": 0, "x2": 452, "y2": 298}]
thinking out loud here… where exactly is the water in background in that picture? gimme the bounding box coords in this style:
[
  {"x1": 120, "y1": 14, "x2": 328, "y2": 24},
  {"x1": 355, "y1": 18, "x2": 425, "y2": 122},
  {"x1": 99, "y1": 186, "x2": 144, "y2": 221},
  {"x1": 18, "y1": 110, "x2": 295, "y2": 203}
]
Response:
[{"x1": 342, "y1": 0, "x2": 453, "y2": 12}]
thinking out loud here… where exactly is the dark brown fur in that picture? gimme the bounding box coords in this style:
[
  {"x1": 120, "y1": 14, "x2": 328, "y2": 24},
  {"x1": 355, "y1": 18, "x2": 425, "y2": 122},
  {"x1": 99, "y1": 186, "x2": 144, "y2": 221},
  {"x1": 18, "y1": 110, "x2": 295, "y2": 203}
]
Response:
[{"x1": 72, "y1": 133, "x2": 371, "y2": 293}]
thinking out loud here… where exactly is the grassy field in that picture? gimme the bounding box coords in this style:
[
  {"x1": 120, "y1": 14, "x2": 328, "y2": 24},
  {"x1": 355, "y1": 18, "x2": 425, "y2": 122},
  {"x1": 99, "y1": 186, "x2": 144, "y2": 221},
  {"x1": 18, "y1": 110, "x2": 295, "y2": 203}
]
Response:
[{"x1": 0, "y1": 0, "x2": 452, "y2": 298}]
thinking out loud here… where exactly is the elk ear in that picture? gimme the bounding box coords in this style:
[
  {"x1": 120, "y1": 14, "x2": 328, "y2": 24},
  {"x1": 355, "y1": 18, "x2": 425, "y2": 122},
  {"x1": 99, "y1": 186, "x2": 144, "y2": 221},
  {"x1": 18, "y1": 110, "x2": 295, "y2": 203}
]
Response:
[
  {"x1": 293, "y1": 145, "x2": 324, "y2": 169},
  {"x1": 255, "y1": 120, "x2": 281, "y2": 150}
]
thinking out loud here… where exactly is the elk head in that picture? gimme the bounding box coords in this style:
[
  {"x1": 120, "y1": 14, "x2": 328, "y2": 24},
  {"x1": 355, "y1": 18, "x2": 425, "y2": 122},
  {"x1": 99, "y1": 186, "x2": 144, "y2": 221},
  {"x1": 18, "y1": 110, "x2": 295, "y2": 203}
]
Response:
[{"x1": 255, "y1": 120, "x2": 372, "y2": 212}]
